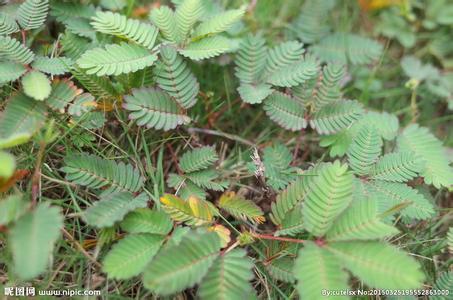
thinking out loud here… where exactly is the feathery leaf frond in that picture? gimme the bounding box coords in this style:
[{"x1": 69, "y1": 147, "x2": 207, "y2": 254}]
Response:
[
  {"x1": 154, "y1": 46, "x2": 199, "y2": 109},
  {"x1": 77, "y1": 43, "x2": 158, "y2": 76},
  {"x1": 102, "y1": 234, "x2": 164, "y2": 279},
  {"x1": 123, "y1": 87, "x2": 191, "y2": 131},
  {"x1": 143, "y1": 230, "x2": 221, "y2": 295},
  {"x1": 61, "y1": 154, "x2": 144, "y2": 195},
  {"x1": 91, "y1": 11, "x2": 159, "y2": 49}
]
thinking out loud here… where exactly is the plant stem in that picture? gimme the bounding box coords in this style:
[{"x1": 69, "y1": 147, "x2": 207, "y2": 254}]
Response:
[{"x1": 251, "y1": 233, "x2": 305, "y2": 244}]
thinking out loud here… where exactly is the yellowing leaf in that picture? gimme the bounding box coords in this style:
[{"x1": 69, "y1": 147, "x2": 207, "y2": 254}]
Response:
[{"x1": 160, "y1": 194, "x2": 216, "y2": 226}]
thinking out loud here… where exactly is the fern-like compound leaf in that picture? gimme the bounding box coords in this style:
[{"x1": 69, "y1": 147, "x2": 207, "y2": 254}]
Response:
[
  {"x1": 31, "y1": 56, "x2": 74, "y2": 75},
  {"x1": 179, "y1": 35, "x2": 233, "y2": 60},
  {"x1": 218, "y1": 192, "x2": 265, "y2": 224},
  {"x1": 266, "y1": 55, "x2": 319, "y2": 87},
  {"x1": 347, "y1": 125, "x2": 383, "y2": 176},
  {"x1": 355, "y1": 111, "x2": 399, "y2": 141},
  {"x1": 235, "y1": 34, "x2": 267, "y2": 84},
  {"x1": 17, "y1": 0, "x2": 49, "y2": 30},
  {"x1": 0, "y1": 62, "x2": 26, "y2": 83},
  {"x1": 447, "y1": 228, "x2": 453, "y2": 255},
  {"x1": 312, "y1": 33, "x2": 383, "y2": 65},
  {"x1": 45, "y1": 80, "x2": 83, "y2": 111},
  {"x1": 275, "y1": 206, "x2": 305, "y2": 237},
  {"x1": 302, "y1": 161, "x2": 353, "y2": 236},
  {"x1": 84, "y1": 192, "x2": 149, "y2": 228},
  {"x1": 269, "y1": 165, "x2": 319, "y2": 225},
  {"x1": 149, "y1": 5, "x2": 178, "y2": 43},
  {"x1": 123, "y1": 87, "x2": 191, "y2": 131},
  {"x1": 266, "y1": 256, "x2": 295, "y2": 283},
  {"x1": 193, "y1": 6, "x2": 245, "y2": 38},
  {"x1": 366, "y1": 180, "x2": 435, "y2": 221},
  {"x1": 0, "y1": 36, "x2": 35, "y2": 64},
  {"x1": 0, "y1": 12, "x2": 19, "y2": 35},
  {"x1": 67, "y1": 93, "x2": 96, "y2": 116},
  {"x1": 160, "y1": 194, "x2": 216, "y2": 226},
  {"x1": 263, "y1": 91, "x2": 307, "y2": 131},
  {"x1": 294, "y1": 242, "x2": 349, "y2": 300},
  {"x1": 178, "y1": 146, "x2": 218, "y2": 173},
  {"x1": 102, "y1": 233, "x2": 164, "y2": 279},
  {"x1": 154, "y1": 46, "x2": 199, "y2": 109},
  {"x1": 237, "y1": 83, "x2": 273, "y2": 104},
  {"x1": 371, "y1": 151, "x2": 424, "y2": 182},
  {"x1": 77, "y1": 43, "x2": 158, "y2": 76},
  {"x1": 184, "y1": 169, "x2": 228, "y2": 191},
  {"x1": 261, "y1": 143, "x2": 298, "y2": 190},
  {"x1": 61, "y1": 17, "x2": 96, "y2": 40},
  {"x1": 143, "y1": 230, "x2": 221, "y2": 296},
  {"x1": 327, "y1": 241, "x2": 424, "y2": 289},
  {"x1": 9, "y1": 203, "x2": 62, "y2": 280},
  {"x1": 121, "y1": 208, "x2": 173, "y2": 235},
  {"x1": 91, "y1": 11, "x2": 158, "y2": 49},
  {"x1": 0, "y1": 93, "x2": 47, "y2": 139},
  {"x1": 198, "y1": 248, "x2": 255, "y2": 299},
  {"x1": 397, "y1": 124, "x2": 453, "y2": 188},
  {"x1": 174, "y1": 0, "x2": 204, "y2": 42},
  {"x1": 313, "y1": 63, "x2": 345, "y2": 110},
  {"x1": 326, "y1": 198, "x2": 399, "y2": 242},
  {"x1": 430, "y1": 272, "x2": 453, "y2": 300},
  {"x1": 310, "y1": 100, "x2": 364, "y2": 134},
  {"x1": 62, "y1": 154, "x2": 144, "y2": 195},
  {"x1": 71, "y1": 67, "x2": 118, "y2": 100},
  {"x1": 21, "y1": 71, "x2": 51, "y2": 101},
  {"x1": 264, "y1": 41, "x2": 305, "y2": 75}
]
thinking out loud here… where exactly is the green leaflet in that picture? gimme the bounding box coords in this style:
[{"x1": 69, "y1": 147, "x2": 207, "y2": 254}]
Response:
[
  {"x1": 149, "y1": 5, "x2": 178, "y2": 43},
  {"x1": 198, "y1": 249, "x2": 255, "y2": 299},
  {"x1": 261, "y1": 143, "x2": 298, "y2": 190},
  {"x1": 45, "y1": 80, "x2": 82, "y2": 111},
  {"x1": 77, "y1": 43, "x2": 158, "y2": 76},
  {"x1": 430, "y1": 272, "x2": 453, "y2": 300},
  {"x1": 266, "y1": 55, "x2": 319, "y2": 87},
  {"x1": 154, "y1": 46, "x2": 199, "y2": 109},
  {"x1": 178, "y1": 146, "x2": 218, "y2": 173},
  {"x1": 264, "y1": 41, "x2": 305, "y2": 75},
  {"x1": 84, "y1": 192, "x2": 149, "y2": 228},
  {"x1": 0, "y1": 12, "x2": 19, "y2": 35},
  {"x1": 31, "y1": 56, "x2": 74, "y2": 75},
  {"x1": 102, "y1": 234, "x2": 164, "y2": 279},
  {"x1": 174, "y1": 0, "x2": 204, "y2": 42},
  {"x1": 371, "y1": 151, "x2": 424, "y2": 182},
  {"x1": 21, "y1": 71, "x2": 52, "y2": 101},
  {"x1": 0, "y1": 62, "x2": 27, "y2": 83},
  {"x1": 91, "y1": 11, "x2": 158, "y2": 49},
  {"x1": 263, "y1": 91, "x2": 307, "y2": 131},
  {"x1": 179, "y1": 35, "x2": 233, "y2": 60},
  {"x1": 143, "y1": 230, "x2": 221, "y2": 296},
  {"x1": 294, "y1": 242, "x2": 349, "y2": 300},
  {"x1": 397, "y1": 124, "x2": 453, "y2": 188},
  {"x1": 326, "y1": 198, "x2": 399, "y2": 242},
  {"x1": 120, "y1": 208, "x2": 173, "y2": 235},
  {"x1": 62, "y1": 154, "x2": 144, "y2": 196},
  {"x1": 17, "y1": 0, "x2": 49, "y2": 30},
  {"x1": 347, "y1": 125, "x2": 383, "y2": 176},
  {"x1": 0, "y1": 93, "x2": 47, "y2": 139},
  {"x1": 9, "y1": 203, "x2": 63, "y2": 280},
  {"x1": 123, "y1": 87, "x2": 191, "y2": 131},
  {"x1": 218, "y1": 192, "x2": 265, "y2": 224},
  {"x1": 0, "y1": 36, "x2": 34, "y2": 64},
  {"x1": 326, "y1": 241, "x2": 424, "y2": 289},
  {"x1": 366, "y1": 180, "x2": 435, "y2": 221},
  {"x1": 193, "y1": 6, "x2": 245, "y2": 38},
  {"x1": 302, "y1": 160, "x2": 353, "y2": 236},
  {"x1": 310, "y1": 100, "x2": 364, "y2": 134}
]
